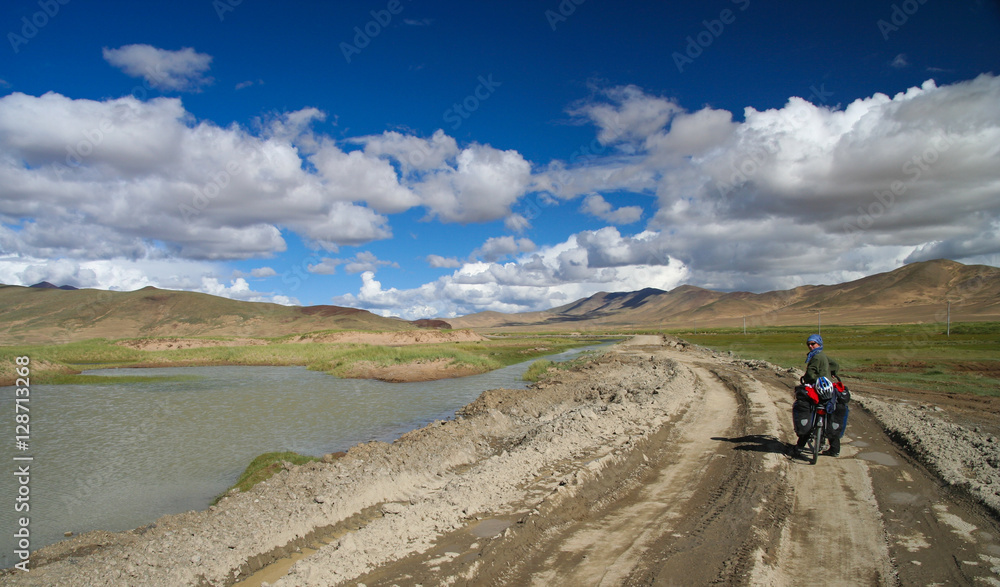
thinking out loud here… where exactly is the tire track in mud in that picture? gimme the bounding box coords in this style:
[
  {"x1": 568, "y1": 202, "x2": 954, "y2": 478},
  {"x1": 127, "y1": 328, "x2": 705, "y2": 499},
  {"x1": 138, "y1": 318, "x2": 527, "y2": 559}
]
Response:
[
  {"x1": 748, "y1": 366, "x2": 898, "y2": 586},
  {"x1": 837, "y1": 401, "x2": 1000, "y2": 586},
  {"x1": 615, "y1": 364, "x2": 790, "y2": 586},
  {"x1": 395, "y1": 356, "x2": 795, "y2": 586},
  {"x1": 523, "y1": 361, "x2": 743, "y2": 586},
  {"x1": 768, "y1": 453, "x2": 897, "y2": 585}
]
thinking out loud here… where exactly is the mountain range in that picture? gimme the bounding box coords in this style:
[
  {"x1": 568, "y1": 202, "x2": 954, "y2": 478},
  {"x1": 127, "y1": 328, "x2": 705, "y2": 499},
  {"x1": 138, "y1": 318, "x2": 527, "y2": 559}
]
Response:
[
  {"x1": 0, "y1": 284, "x2": 414, "y2": 344},
  {"x1": 447, "y1": 259, "x2": 1000, "y2": 331},
  {"x1": 1, "y1": 259, "x2": 998, "y2": 344}
]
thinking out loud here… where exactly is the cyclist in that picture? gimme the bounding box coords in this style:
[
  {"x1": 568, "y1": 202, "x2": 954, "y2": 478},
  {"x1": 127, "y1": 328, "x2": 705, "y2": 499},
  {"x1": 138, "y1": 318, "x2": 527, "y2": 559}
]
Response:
[{"x1": 791, "y1": 334, "x2": 842, "y2": 457}]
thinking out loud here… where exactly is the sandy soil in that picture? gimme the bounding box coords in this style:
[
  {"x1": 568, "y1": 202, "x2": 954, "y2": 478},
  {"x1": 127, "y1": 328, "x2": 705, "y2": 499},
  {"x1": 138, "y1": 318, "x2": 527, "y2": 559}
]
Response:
[
  {"x1": 341, "y1": 359, "x2": 486, "y2": 382},
  {"x1": 3, "y1": 336, "x2": 1000, "y2": 586},
  {"x1": 117, "y1": 338, "x2": 272, "y2": 351},
  {"x1": 285, "y1": 330, "x2": 486, "y2": 346},
  {"x1": 117, "y1": 330, "x2": 485, "y2": 351}
]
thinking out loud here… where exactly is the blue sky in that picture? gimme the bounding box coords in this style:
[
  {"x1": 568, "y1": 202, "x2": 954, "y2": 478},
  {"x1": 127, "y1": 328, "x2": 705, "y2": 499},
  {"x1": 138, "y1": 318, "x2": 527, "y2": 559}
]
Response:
[{"x1": 1, "y1": 0, "x2": 999, "y2": 319}]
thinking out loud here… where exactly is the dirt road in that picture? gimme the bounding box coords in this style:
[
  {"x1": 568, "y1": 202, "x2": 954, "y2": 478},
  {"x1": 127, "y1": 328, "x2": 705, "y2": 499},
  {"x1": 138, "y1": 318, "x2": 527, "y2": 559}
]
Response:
[
  {"x1": 344, "y1": 337, "x2": 999, "y2": 586},
  {"x1": 4, "y1": 336, "x2": 999, "y2": 585}
]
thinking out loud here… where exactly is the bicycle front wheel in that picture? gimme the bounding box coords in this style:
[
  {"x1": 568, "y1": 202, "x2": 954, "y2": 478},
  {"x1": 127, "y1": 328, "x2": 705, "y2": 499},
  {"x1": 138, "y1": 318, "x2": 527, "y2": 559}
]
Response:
[{"x1": 810, "y1": 415, "x2": 823, "y2": 465}]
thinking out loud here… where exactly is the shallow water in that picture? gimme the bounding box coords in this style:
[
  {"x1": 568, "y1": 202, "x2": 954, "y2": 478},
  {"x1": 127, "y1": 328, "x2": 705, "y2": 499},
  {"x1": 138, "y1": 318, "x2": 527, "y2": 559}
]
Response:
[
  {"x1": 856, "y1": 451, "x2": 900, "y2": 466},
  {"x1": 0, "y1": 344, "x2": 604, "y2": 567}
]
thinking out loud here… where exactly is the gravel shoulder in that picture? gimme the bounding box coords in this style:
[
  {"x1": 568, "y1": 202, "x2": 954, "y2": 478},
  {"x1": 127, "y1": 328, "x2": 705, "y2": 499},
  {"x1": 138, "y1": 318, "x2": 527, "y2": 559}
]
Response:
[{"x1": 3, "y1": 335, "x2": 999, "y2": 586}]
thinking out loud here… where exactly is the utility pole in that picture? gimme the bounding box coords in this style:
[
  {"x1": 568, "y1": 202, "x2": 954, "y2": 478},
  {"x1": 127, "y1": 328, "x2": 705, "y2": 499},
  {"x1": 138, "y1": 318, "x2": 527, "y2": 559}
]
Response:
[
  {"x1": 743, "y1": 316, "x2": 746, "y2": 335},
  {"x1": 811, "y1": 309, "x2": 821, "y2": 335},
  {"x1": 947, "y1": 300, "x2": 951, "y2": 337}
]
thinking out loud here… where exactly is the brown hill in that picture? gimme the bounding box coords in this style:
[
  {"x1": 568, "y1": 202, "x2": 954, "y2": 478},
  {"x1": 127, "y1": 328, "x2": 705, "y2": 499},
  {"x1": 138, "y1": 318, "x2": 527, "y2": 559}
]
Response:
[
  {"x1": 446, "y1": 259, "x2": 1000, "y2": 331},
  {"x1": 3, "y1": 259, "x2": 995, "y2": 343},
  {"x1": 0, "y1": 285, "x2": 428, "y2": 345}
]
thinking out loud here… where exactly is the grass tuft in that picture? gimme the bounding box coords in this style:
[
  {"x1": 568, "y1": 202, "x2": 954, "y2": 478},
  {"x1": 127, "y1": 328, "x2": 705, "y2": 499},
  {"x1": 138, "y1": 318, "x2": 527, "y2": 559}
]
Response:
[
  {"x1": 523, "y1": 359, "x2": 554, "y2": 382},
  {"x1": 523, "y1": 351, "x2": 601, "y2": 382},
  {"x1": 214, "y1": 451, "x2": 320, "y2": 504}
]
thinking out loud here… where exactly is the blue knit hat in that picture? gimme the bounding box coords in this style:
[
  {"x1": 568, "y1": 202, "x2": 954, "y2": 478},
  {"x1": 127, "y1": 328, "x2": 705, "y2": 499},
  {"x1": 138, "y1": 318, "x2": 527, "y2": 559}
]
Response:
[{"x1": 807, "y1": 334, "x2": 823, "y2": 346}]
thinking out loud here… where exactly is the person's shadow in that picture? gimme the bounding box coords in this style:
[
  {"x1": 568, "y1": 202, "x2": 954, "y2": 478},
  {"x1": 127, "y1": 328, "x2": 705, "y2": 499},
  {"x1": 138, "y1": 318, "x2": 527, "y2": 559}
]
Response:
[{"x1": 712, "y1": 434, "x2": 789, "y2": 455}]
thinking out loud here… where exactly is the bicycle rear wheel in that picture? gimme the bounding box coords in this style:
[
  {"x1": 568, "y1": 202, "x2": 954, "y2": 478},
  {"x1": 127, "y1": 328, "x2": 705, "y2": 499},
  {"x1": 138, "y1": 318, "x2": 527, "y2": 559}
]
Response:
[{"x1": 810, "y1": 415, "x2": 823, "y2": 465}]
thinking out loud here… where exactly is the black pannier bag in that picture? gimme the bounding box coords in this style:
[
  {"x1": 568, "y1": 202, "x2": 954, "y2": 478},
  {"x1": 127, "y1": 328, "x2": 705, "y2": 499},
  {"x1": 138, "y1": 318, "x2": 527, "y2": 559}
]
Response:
[
  {"x1": 827, "y1": 401, "x2": 849, "y2": 437},
  {"x1": 792, "y1": 398, "x2": 816, "y2": 436},
  {"x1": 792, "y1": 384, "x2": 819, "y2": 436},
  {"x1": 827, "y1": 379, "x2": 851, "y2": 437}
]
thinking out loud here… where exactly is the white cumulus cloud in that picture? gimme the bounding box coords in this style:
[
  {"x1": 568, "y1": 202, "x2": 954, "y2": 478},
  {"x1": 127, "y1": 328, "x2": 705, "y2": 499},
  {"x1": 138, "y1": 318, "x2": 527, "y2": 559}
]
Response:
[
  {"x1": 538, "y1": 75, "x2": 1000, "y2": 292},
  {"x1": 103, "y1": 45, "x2": 213, "y2": 92},
  {"x1": 335, "y1": 228, "x2": 689, "y2": 319},
  {"x1": 580, "y1": 194, "x2": 642, "y2": 224}
]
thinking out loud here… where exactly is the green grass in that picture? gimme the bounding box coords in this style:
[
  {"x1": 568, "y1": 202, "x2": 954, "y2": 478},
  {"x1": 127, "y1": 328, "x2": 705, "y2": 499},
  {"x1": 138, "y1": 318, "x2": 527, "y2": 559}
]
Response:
[
  {"x1": 672, "y1": 322, "x2": 1000, "y2": 397},
  {"x1": 0, "y1": 334, "x2": 602, "y2": 384},
  {"x1": 1, "y1": 338, "x2": 146, "y2": 366},
  {"x1": 523, "y1": 350, "x2": 602, "y2": 382},
  {"x1": 313, "y1": 343, "x2": 491, "y2": 374},
  {"x1": 213, "y1": 451, "x2": 321, "y2": 504},
  {"x1": 523, "y1": 359, "x2": 555, "y2": 382}
]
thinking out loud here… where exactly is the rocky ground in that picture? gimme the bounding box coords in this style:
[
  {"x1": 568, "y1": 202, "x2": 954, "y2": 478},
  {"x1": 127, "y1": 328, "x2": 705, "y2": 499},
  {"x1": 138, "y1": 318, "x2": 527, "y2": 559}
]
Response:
[{"x1": 3, "y1": 335, "x2": 999, "y2": 586}]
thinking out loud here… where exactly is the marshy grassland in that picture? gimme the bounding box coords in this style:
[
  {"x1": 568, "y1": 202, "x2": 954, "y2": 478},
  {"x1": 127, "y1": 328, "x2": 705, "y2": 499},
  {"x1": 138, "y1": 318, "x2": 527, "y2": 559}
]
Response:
[
  {"x1": 0, "y1": 332, "x2": 605, "y2": 386},
  {"x1": 5, "y1": 324, "x2": 997, "y2": 395},
  {"x1": 676, "y1": 322, "x2": 1000, "y2": 397}
]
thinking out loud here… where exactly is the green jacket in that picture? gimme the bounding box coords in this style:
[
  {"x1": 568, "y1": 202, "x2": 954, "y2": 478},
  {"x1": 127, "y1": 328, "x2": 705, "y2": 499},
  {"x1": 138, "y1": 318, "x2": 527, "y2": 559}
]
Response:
[{"x1": 805, "y1": 350, "x2": 839, "y2": 384}]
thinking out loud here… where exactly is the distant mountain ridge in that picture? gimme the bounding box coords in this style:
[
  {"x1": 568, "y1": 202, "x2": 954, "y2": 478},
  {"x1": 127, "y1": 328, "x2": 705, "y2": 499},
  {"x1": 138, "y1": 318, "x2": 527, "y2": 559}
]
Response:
[
  {"x1": 447, "y1": 259, "x2": 1000, "y2": 330},
  {"x1": 29, "y1": 281, "x2": 79, "y2": 290},
  {"x1": 0, "y1": 284, "x2": 430, "y2": 345},
  {"x1": 3, "y1": 259, "x2": 997, "y2": 343}
]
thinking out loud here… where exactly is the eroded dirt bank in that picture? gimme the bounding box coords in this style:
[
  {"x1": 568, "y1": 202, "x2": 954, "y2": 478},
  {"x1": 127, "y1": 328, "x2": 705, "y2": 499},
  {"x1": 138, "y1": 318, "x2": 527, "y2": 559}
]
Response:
[
  {"x1": 115, "y1": 330, "x2": 486, "y2": 352},
  {"x1": 99, "y1": 330, "x2": 495, "y2": 384},
  {"x1": 3, "y1": 336, "x2": 1000, "y2": 586}
]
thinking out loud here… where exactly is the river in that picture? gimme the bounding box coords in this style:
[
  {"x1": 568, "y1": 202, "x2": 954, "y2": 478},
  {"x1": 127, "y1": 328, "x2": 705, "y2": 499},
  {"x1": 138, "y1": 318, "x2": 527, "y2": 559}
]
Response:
[{"x1": 0, "y1": 344, "x2": 606, "y2": 568}]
